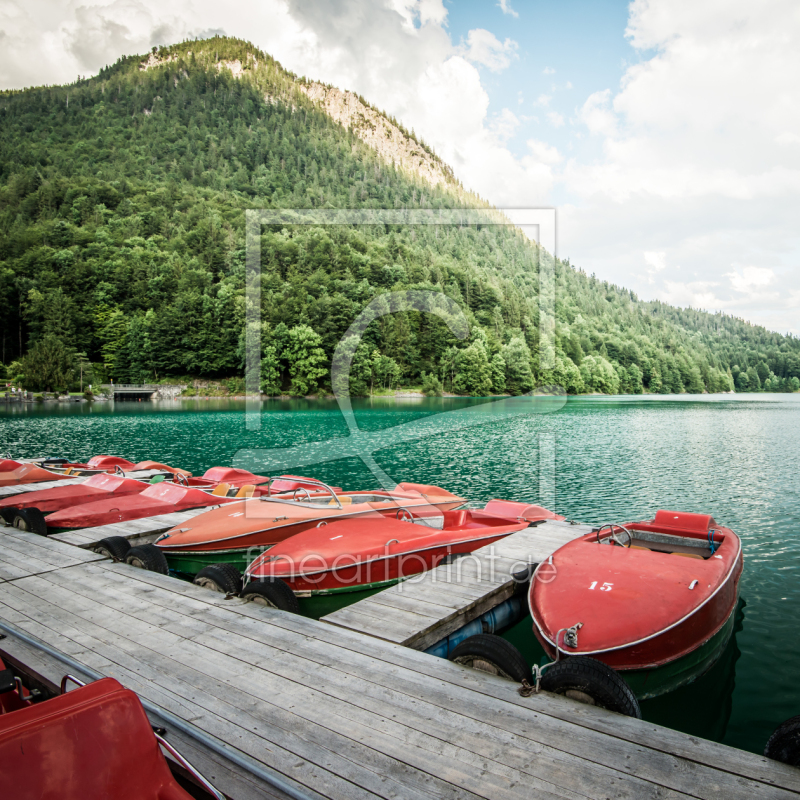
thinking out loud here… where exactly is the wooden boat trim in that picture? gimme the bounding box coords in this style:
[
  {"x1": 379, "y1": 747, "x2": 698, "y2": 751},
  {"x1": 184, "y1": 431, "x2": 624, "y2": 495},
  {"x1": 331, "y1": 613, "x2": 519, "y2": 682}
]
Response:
[{"x1": 528, "y1": 535, "x2": 742, "y2": 656}]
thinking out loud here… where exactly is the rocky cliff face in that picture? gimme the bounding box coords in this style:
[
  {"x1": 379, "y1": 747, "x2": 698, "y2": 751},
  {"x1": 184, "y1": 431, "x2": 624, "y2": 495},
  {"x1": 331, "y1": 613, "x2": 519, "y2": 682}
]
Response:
[
  {"x1": 138, "y1": 50, "x2": 455, "y2": 191},
  {"x1": 300, "y1": 82, "x2": 454, "y2": 189}
]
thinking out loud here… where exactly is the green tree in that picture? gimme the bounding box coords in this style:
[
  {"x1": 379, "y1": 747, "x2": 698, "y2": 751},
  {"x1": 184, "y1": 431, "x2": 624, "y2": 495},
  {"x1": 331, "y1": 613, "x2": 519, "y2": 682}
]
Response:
[
  {"x1": 627, "y1": 363, "x2": 644, "y2": 394},
  {"x1": 20, "y1": 334, "x2": 74, "y2": 391},
  {"x1": 453, "y1": 341, "x2": 492, "y2": 395},
  {"x1": 579, "y1": 354, "x2": 620, "y2": 394},
  {"x1": 501, "y1": 337, "x2": 534, "y2": 395},
  {"x1": 259, "y1": 345, "x2": 281, "y2": 395},
  {"x1": 283, "y1": 325, "x2": 328, "y2": 396},
  {"x1": 490, "y1": 353, "x2": 506, "y2": 394}
]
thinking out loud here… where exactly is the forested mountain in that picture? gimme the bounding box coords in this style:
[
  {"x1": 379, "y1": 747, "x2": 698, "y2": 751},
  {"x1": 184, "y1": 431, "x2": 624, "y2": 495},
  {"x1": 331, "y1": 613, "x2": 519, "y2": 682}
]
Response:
[{"x1": 1, "y1": 36, "x2": 798, "y2": 395}]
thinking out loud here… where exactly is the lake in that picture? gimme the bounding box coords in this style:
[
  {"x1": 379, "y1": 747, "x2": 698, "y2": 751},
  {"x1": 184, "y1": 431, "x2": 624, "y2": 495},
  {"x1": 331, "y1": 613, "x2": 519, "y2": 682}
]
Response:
[{"x1": 2, "y1": 393, "x2": 799, "y2": 755}]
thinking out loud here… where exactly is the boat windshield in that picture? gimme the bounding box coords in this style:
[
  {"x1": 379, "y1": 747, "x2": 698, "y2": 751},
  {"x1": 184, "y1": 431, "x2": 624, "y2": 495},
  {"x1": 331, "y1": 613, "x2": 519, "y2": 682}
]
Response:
[{"x1": 593, "y1": 528, "x2": 722, "y2": 560}]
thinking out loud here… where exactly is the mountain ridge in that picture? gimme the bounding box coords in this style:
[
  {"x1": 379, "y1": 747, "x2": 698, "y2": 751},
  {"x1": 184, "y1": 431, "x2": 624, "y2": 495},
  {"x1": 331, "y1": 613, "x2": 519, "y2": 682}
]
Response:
[{"x1": 0, "y1": 35, "x2": 798, "y2": 396}]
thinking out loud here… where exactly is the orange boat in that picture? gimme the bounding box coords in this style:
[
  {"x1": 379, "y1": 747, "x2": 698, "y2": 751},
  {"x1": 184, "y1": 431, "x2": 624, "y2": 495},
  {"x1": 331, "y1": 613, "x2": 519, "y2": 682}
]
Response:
[
  {"x1": 0, "y1": 460, "x2": 73, "y2": 488},
  {"x1": 154, "y1": 479, "x2": 466, "y2": 576}
]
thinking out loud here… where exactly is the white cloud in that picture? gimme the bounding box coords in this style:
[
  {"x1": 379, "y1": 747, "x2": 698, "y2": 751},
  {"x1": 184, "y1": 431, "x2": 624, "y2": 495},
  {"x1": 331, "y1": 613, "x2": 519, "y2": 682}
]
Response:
[
  {"x1": 459, "y1": 28, "x2": 518, "y2": 72},
  {"x1": 546, "y1": 111, "x2": 565, "y2": 128},
  {"x1": 542, "y1": 66, "x2": 555, "y2": 75},
  {"x1": 578, "y1": 89, "x2": 617, "y2": 137},
  {"x1": 726, "y1": 266, "x2": 775, "y2": 293},
  {"x1": 643, "y1": 251, "x2": 667, "y2": 283},
  {"x1": 526, "y1": 139, "x2": 562, "y2": 165},
  {"x1": 497, "y1": 0, "x2": 518, "y2": 18}
]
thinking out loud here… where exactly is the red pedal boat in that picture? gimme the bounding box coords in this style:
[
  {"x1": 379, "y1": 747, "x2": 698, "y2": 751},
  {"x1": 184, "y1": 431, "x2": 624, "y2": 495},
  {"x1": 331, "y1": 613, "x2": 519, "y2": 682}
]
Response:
[
  {"x1": 0, "y1": 662, "x2": 222, "y2": 799},
  {"x1": 153, "y1": 479, "x2": 466, "y2": 578},
  {"x1": 0, "y1": 472, "x2": 150, "y2": 517},
  {"x1": 0, "y1": 459, "x2": 73, "y2": 487},
  {"x1": 243, "y1": 507, "x2": 530, "y2": 615},
  {"x1": 529, "y1": 510, "x2": 743, "y2": 699},
  {"x1": 43, "y1": 480, "x2": 247, "y2": 530}
]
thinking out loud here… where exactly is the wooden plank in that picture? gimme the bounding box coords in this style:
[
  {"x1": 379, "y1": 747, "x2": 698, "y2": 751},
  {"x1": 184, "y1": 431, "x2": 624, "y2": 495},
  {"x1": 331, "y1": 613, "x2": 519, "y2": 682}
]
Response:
[
  {"x1": 0, "y1": 630, "x2": 327, "y2": 800},
  {"x1": 0, "y1": 578, "x2": 511, "y2": 800},
  {"x1": 34, "y1": 562, "x2": 794, "y2": 800},
  {"x1": 24, "y1": 565, "x2": 692, "y2": 800},
  {"x1": 0, "y1": 531, "x2": 106, "y2": 582},
  {"x1": 49, "y1": 507, "x2": 210, "y2": 549}
]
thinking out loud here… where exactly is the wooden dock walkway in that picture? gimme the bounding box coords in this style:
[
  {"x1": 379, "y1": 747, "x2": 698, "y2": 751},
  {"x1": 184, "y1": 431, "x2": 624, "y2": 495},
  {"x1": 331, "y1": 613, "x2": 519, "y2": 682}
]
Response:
[
  {"x1": 49, "y1": 507, "x2": 211, "y2": 549},
  {"x1": 323, "y1": 519, "x2": 591, "y2": 650},
  {"x1": 0, "y1": 528, "x2": 798, "y2": 799}
]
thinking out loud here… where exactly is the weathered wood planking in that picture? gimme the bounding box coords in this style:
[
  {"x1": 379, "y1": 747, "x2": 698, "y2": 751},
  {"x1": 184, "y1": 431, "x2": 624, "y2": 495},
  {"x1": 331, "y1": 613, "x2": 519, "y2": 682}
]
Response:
[
  {"x1": 322, "y1": 519, "x2": 591, "y2": 650},
  {"x1": 49, "y1": 506, "x2": 212, "y2": 548},
  {"x1": 0, "y1": 529, "x2": 106, "y2": 582},
  {"x1": 0, "y1": 553, "x2": 798, "y2": 800}
]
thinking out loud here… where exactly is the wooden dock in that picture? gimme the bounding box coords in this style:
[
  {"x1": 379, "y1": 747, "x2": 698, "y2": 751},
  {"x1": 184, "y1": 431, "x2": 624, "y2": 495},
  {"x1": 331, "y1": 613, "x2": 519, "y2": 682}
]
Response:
[
  {"x1": 49, "y1": 507, "x2": 212, "y2": 549},
  {"x1": 1, "y1": 527, "x2": 799, "y2": 799},
  {"x1": 323, "y1": 519, "x2": 591, "y2": 650}
]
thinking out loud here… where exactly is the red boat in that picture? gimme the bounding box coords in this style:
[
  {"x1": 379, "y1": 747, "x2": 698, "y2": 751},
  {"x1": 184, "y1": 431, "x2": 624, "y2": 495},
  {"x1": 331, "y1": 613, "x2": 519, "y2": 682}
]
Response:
[
  {"x1": 40, "y1": 455, "x2": 192, "y2": 478},
  {"x1": 43, "y1": 481, "x2": 247, "y2": 529},
  {"x1": 0, "y1": 661, "x2": 222, "y2": 799},
  {"x1": 243, "y1": 508, "x2": 529, "y2": 615},
  {"x1": 483, "y1": 499, "x2": 566, "y2": 523},
  {"x1": 0, "y1": 472, "x2": 150, "y2": 517},
  {"x1": 0, "y1": 460, "x2": 73, "y2": 488},
  {"x1": 529, "y1": 510, "x2": 743, "y2": 698}
]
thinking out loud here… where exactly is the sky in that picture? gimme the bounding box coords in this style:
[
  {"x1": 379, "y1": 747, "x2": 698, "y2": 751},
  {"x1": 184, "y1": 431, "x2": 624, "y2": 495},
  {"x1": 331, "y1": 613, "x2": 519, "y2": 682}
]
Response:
[{"x1": 1, "y1": 0, "x2": 799, "y2": 334}]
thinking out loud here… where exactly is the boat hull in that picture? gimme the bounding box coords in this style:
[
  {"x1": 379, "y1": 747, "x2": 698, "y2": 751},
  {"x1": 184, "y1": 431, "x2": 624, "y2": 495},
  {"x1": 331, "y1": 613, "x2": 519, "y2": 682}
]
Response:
[{"x1": 618, "y1": 605, "x2": 737, "y2": 699}]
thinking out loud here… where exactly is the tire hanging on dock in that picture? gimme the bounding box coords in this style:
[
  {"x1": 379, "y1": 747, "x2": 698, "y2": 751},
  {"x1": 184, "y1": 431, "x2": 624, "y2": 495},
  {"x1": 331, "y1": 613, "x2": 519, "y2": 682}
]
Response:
[
  {"x1": 12, "y1": 508, "x2": 48, "y2": 536},
  {"x1": 125, "y1": 544, "x2": 169, "y2": 575},
  {"x1": 241, "y1": 578, "x2": 299, "y2": 613},
  {"x1": 539, "y1": 656, "x2": 642, "y2": 718},
  {"x1": 448, "y1": 634, "x2": 532, "y2": 683},
  {"x1": 765, "y1": 714, "x2": 800, "y2": 766},
  {"x1": 93, "y1": 536, "x2": 131, "y2": 561},
  {"x1": 194, "y1": 564, "x2": 243, "y2": 595}
]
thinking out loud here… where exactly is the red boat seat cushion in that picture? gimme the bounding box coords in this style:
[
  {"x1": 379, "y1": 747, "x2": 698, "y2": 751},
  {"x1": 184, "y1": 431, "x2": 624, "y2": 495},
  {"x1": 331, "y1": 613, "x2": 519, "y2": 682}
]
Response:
[
  {"x1": 653, "y1": 510, "x2": 716, "y2": 533},
  {"x1": 0, "y1": 677, "x2": 193, "y2": 800}
]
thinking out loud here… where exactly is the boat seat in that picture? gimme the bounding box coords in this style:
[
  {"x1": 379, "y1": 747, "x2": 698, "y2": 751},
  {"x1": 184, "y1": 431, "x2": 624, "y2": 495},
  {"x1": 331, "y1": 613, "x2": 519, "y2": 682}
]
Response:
[
  {"x1": 211, "y1": 483, "x2": 231, "y2": 497},
  {"x1": 670, "y1": 551, "x2": 704, "y2": 559},
  {"x1": 630, "y1": 545, "x2": 651, "y2": 551},
  {"x1": 329, "y1": 496, "x2": 352, "y2": 505},
  {"x1": 235, "y1": 484, "x2": 256, "y2": 498},
  {"x1": 0, "y1": 677, "x2": 194, "y2": 799}
]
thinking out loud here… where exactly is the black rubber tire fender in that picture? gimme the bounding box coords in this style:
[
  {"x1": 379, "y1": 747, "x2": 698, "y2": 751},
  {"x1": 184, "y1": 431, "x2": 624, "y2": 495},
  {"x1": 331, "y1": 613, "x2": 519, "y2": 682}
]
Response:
[
  {"x1": 93, "y1": 536, "x2": 131, "y2": 561},
  {"x1": 194, "y1": 563, "x2": 243, "y2": 595},
  {"x1": 241, "y1": 578, "x2": 299, "y2": 613},
  {"x1": 540, "y1": 656, "x2": 642, "y2": 718},
  {"x1": 0, "y1": 507, "x2": 19, "y2": 525},
  {"x1": 765, "y1": 714, "x2": 800, "y2": 766},
  {"x1": 125, "y1": 544, "x2": 169, "y2": 575},
  {"x1": 12, "y1": 508, "x2": 48, "y2": 536},
  {"x1": 449, "y1": 633, "x2": 532, "y2": 683}
]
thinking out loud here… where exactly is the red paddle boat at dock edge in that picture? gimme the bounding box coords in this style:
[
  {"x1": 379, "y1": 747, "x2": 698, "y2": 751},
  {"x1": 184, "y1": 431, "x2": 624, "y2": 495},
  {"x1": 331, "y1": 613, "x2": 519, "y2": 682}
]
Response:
[
  {"x1": 242, "y1": 506, "x2": 534, "y2": 616},
  {"x1": 529, "y1": 510, "x2": 743, "y2": 699}
]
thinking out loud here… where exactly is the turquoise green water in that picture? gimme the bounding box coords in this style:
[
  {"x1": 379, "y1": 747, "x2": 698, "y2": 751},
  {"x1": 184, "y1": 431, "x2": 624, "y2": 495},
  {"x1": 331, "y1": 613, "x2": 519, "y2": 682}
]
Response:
[{"x1": 2, "y1": 393, "x2": 799, "y2": 754}]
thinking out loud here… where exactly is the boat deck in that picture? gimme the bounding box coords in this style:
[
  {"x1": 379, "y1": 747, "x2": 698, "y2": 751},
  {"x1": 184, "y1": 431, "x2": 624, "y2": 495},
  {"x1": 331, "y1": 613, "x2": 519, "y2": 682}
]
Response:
[
  {"x1": 0, "y1": 526, "x2": 798, "y2": 800},
  {"x1": 323, "y1": 519, "x2": 591, "y2": 650}
]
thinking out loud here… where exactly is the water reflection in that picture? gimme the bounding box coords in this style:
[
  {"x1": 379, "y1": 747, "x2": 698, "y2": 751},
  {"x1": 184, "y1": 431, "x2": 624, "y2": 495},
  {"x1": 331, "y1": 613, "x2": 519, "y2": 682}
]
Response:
[{"x1": 640, "y1": 598, "x2": 745, "y2": 742}]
